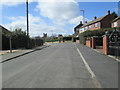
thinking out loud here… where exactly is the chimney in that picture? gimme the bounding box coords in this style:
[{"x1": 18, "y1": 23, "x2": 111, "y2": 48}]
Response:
[
  {"x1": 80, "y1": 21, "x2": 82, "y2": 24},
  {"x1": 94, "y1": 16, "x2": 97, "y2": 20},
  {"x1": 108, "y1": 10, "x2": 110, "y2": 15}
]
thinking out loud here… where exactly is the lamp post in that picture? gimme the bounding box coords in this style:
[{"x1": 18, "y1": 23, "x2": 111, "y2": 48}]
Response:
[
  {"x1": 26, "y1": 0, "x2": 29, "y2": 48},
  {"x1": 80, "y1": 10, "x2": 85, "y2": 24},
  {"x1": 80, "y1": 10, "x2": 85, "y2": 31}
]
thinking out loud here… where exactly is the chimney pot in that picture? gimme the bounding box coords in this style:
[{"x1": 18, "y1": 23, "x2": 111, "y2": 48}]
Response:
[
  {"x1": 108, "y1": 10, "x2": 110, "y2": 14},
  {"x1": 80, "y1": 21, "x2": 82, "y2": 24},
  {"x1": 94, "y1": 16, "x2": 97, "y2": 20},
  {"x1": 85, "y1": 21, "x2": 87, "y2": 23}
]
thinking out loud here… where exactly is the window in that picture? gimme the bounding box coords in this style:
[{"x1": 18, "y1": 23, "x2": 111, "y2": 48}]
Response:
[
  {"x1": 82, "y1": 28, "x2": 84, "y2": 31},
  {"x1": 85, "y1": 27, "x2": 88, "y2": 30},
  {"x1": 79, "y1": 28, "x2": 82, "y2": 31},
  {"x1": 113, "y1": 22, "x2": 117, "y2": 27},
  {"x1": 89, "y1": 25, "x2": 92, "y2": 29},
  {"x1": 94, "y1": 23, "x2": 98, "y2": 27}
]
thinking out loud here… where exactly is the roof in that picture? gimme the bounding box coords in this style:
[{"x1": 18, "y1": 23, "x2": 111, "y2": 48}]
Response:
[
  {"x1": 74, "y1": 23, "x2": 83, "y2": 29},
  {"x1": 0, "y1": 25, "x2": 11, "y2": 35},
  {"x1": 112, "y1": 16, "x2": 120, "y2": 22},
  {"x1": 81, "y1": 14, "x2": 108, "y2": 28}
]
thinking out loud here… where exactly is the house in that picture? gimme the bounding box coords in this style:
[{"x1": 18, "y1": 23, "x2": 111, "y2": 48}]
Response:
[
  {"x1": 79, "y1": 10, "x2": 116, "y2": 32},
  {"x1": 111, "y1": 16, "x2": 120, "y2": 27},
  {"x1": 0, "y1": 25, "x2": 11, "y2": 35},
  {"x1": 0, "y1": 25, "x2": 11, "y2": 50},
  {"x1": 74, "y1": 21, "x2": 83, "y2": 35}
]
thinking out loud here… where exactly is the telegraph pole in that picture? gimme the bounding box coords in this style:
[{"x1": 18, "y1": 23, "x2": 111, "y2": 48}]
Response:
[
  {"x1": 26, "y1": 0, "x2": 29, "y2": 48},
  {"x1": 51, "y1": 30, "x2": 53, "y2": 43}
]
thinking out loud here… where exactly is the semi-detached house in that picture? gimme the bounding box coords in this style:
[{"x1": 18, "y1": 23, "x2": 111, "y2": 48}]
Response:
[
  {"x1": 112, "y1": 16, "x2": 120, "y2": 28},
  {"x1": 79, "y1": 10, "x2": 116, "y2": 33}
]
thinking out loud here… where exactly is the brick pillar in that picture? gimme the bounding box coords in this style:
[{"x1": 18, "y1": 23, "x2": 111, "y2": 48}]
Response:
[
  {"x1": 103, "y1": 35, "x2": 109, "y2": 55},
  {"x1": 86, "y1": 39, "x2": 92, "y2": 47},
  {"x1": 76, "y1": 40, "x2": 80, "y2": 43},
  {"x1": 91, "y1": 37, "x2": 96, "y2": 49}
]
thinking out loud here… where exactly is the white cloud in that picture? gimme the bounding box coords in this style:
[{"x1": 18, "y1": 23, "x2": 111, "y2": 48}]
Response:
[
  {"x1": 2, "y1": 1, "x2": 91, "y2": 37},
  {"x1": 1, "y1": 0, "x2": 37, "y2": 6},
  {"x1": 1, "y1": 0, "x2": 119, "y2": 6},
  {"x1": 69, "y1": 16, "x2": 90, "y2": 25},
  {"x1": 36, "y1": 0, "x2": 80, "y2": 24},
  {"x1": 4, "y1": 14, "x2": 67, "y2": 37}
]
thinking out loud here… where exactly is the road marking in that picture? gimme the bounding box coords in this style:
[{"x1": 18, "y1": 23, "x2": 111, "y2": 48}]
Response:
[{"x1": 74, "y1": 43, "x2": 102, "y2": 88}]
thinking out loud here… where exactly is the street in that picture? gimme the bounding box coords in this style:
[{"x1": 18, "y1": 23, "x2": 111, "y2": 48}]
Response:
[{"x1": 2, "y1": 43, "x2": 118, "y2": 88}]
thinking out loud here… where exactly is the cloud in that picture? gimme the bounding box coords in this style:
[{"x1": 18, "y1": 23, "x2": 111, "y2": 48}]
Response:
[
  {"x1": 69, "y1": 16, "x2": 90, "y2": 25},
  {"x1": 2, "y1": 1, "x2": 90, "y2": 37},
  {"x1": 35, "y1": 0, "x2": 88, "y2": 33},
  {"x1": 36, "y1": 0, "x2": 80, "y2": 24},
  {"x1": 1, "y1": 0, "x2": 37, "y2": 6},
  {"x1": 4, "y1": 14, "x2": 67, "y2": 37}
]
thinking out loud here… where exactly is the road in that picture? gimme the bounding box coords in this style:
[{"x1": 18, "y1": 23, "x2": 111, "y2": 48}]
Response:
[{"x1": 2, "y1": 43, "x2": 118, "y2": 88}]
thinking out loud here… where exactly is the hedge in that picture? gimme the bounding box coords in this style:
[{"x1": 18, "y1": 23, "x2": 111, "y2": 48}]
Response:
[
  {"x1": 2, "y1": 28, "x2": 44, "y2": 50},
  {"x1": 79, "y1": 27, "x2": 120, "y2": 45}
]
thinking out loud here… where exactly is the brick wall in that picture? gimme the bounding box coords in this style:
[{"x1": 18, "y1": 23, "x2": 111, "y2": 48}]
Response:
[
  {"x1": 76, "y1": 40, "x2": 80, "y2": 43},
  {"x1": 86, "y1": 37, "x2": 96, "y2": 49},
  {"x1": 86, "y1": 40, "x2": 91, "y2": 47}
]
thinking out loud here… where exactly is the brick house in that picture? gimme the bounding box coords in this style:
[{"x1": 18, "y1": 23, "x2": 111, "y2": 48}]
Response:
[
  {"x1": 79, "y1": 10, "x2": 116, "y2": 32},
  {"x1": 111, "y1": 16, "x2": 120, "y2": 27},
  {"x1": 74, "y1": 21, "x2": 83, "y2": 35}
]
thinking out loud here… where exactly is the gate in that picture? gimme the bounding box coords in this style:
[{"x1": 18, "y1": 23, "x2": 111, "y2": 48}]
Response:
[{"x1": 108, "y1": 28, "x2": 120, "y2": 59}]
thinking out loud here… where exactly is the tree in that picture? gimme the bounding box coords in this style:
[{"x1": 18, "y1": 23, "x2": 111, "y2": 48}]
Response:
[{"x1": 11, "y1": 28, "x2": 28, "y2": 49}]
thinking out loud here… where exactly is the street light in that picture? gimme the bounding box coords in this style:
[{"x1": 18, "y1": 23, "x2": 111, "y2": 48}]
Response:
[
  {"x1": 80, "y1": 10, "x2": 85, "y2": 32},
  {"x1": 80, "y1": 10, "x2": 85, "y2": 24}
]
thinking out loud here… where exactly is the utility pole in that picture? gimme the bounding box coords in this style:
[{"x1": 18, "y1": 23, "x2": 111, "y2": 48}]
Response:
[
  {"x1": 9, "y1": 26, "x2": 12, "y2": 53},
  {"x1": 9, "y1": 36, "x2": 12, "y2": 53},
  {"x1": 26, "y1": 0, "x2": 29, "y2": 48},
  {"x1": 51, "y1": 30, "x2": 53, "y2": 43}
]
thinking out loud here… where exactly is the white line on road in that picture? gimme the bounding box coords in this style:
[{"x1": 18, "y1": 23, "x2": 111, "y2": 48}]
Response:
[{"x1": 74, "y1": 43, "x2": 102, "y2": 88}]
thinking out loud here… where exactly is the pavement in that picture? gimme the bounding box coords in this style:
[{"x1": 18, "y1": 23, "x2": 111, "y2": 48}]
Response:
[
  {"x1": 2, "y1": 43, "x2": 119, "y2": 88},
  {"x1": 1, "y1": 44, "x2": 50, "y2": 63},
  {"x1": 76, "y1": 43, "x2": 118, "y2": 88}
]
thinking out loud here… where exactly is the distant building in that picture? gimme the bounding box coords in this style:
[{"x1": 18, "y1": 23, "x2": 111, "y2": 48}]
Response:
[
  {"x1": 112, "y1": 16, "x2": 120, "y2": 28},
  {"x1": 78, "y1": 10, "x2": 116, "y2": 33}
]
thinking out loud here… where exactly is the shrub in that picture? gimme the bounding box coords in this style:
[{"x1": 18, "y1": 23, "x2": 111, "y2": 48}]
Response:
[{"x1": 79, "y1": 27, "x2": 120, "y2": 45}]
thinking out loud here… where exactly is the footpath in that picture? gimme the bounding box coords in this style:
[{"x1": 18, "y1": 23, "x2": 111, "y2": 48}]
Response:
[
  {"x1": 0, "y1": 44, "x2": 50, "y2": 63},
  {"x1": 76, "y1": 43, "x2": 119, "y2": 88}
]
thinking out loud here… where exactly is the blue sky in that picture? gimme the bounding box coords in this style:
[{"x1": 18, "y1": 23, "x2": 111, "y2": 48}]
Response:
[{"x1": 1, "y1": 1, "x2": 119, "y2": 37}]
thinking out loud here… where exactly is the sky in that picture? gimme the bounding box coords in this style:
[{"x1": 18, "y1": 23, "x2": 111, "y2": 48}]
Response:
[{"x1": 1, "y1": 0, "x2": 119, "y2": 37}]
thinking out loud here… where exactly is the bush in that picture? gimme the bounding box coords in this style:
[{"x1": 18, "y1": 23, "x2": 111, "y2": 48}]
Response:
[
  {"x1": 2, "y1": 28, "x2": 44, "y2": 50},
  {"x1": 63, "y1": 36, "x2": 72, "y2": 41},
  {"x1": 79, "y1": 27, "x2": 120, "y2": 45}
]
